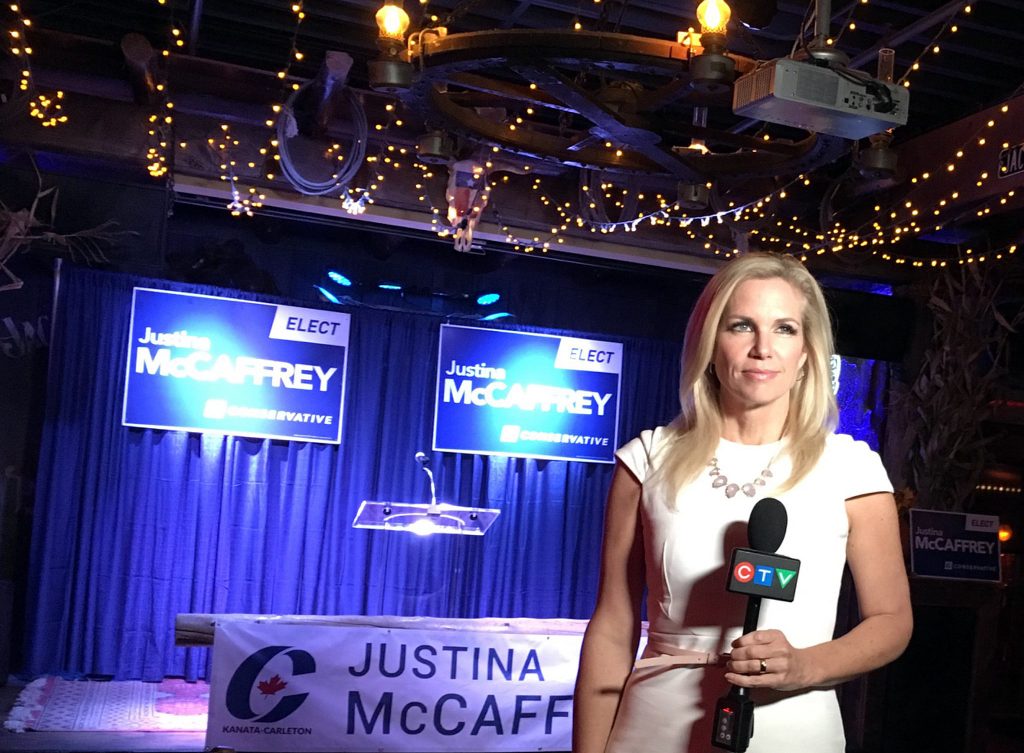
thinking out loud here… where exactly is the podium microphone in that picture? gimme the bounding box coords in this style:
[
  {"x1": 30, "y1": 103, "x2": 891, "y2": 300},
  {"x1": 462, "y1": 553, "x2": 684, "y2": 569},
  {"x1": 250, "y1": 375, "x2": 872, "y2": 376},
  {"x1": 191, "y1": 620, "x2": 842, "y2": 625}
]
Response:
[
  {"x1": 414, "y1": 451, "x2": 438, "y2": 508},
  {"x1": 712, "y1": 498, "x2": 801, "y2": 752}
]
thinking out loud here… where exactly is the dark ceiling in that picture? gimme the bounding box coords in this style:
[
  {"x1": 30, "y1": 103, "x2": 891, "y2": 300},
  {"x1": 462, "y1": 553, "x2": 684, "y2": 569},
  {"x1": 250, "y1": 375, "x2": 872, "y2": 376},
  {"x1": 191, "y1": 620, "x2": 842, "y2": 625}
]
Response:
[
  {"x1": 14, "y1": 0, "x2": 1024, "y2": 134},
  {"x1": 2, "y1": 0, "x2": 1024, "y2": 282}
]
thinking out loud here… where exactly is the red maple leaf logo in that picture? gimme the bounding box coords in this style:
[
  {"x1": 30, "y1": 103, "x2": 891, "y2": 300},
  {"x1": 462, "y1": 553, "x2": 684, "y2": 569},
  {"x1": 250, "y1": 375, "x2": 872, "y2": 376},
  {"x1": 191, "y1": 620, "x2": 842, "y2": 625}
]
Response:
[{"x1": 257, "y1": 674, "x2": 288, "y2": 696}]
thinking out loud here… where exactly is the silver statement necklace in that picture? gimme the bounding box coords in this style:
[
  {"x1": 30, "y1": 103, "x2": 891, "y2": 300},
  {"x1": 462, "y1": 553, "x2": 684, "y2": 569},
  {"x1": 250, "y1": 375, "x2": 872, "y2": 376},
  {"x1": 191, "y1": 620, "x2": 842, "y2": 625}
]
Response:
[{"x1": 708, "y1": 456, "x2": 775, "y2": 499}]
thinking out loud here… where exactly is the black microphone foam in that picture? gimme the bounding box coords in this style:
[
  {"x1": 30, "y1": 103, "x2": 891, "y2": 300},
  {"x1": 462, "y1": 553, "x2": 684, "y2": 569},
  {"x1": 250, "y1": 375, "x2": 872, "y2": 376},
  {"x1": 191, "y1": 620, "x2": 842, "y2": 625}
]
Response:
[{"x1": 747, "y1": 497, "x2": 787, "y2": 553}]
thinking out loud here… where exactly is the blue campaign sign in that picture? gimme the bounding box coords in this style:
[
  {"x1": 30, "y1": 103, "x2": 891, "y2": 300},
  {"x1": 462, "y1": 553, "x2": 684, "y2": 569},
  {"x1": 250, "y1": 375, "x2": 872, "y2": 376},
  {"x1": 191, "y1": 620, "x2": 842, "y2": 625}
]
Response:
[
  {"x1": 433, "y1": 325, "x2": 622, "y2": 463},
  {"x1": 909, "y1": 508, "x2": 1001, "y2": 582},
  {"x1": 123, "y1": 289, "x2": 349, "y2": 444}
]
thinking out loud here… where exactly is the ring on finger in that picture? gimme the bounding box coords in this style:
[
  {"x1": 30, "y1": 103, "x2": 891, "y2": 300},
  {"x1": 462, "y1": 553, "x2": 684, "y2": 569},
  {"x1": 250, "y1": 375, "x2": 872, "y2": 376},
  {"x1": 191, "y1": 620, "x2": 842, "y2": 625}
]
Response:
[{"x1": 758, "y1": 658, "x2": 768, "y2": 674}]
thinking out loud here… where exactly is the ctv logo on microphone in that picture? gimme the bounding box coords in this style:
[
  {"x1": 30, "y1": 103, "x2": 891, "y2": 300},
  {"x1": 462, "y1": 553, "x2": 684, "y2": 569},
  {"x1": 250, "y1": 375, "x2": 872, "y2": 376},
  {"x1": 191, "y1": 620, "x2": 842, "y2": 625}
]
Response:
[
  {"x1": 727, "y1": 548, "x2": 801, "y2": 602},
  {"x1": 733, "y1": 561, "x2": 797, "y2": 588}
]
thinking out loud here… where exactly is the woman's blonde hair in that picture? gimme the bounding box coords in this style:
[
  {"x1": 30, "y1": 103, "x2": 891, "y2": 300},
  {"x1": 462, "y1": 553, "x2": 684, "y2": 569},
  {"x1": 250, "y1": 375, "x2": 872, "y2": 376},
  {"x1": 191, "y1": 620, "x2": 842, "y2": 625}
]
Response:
[{"x1": 652, "y1": 252, "x2": 837, "y2": 498}]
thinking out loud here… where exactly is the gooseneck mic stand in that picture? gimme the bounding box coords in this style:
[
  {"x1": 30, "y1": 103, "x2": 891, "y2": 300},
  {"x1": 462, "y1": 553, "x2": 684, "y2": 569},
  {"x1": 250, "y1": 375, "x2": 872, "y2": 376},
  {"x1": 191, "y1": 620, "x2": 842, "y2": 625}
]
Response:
[{"x1": 414, "y1": 451, "x2": 438, "y2": 509}]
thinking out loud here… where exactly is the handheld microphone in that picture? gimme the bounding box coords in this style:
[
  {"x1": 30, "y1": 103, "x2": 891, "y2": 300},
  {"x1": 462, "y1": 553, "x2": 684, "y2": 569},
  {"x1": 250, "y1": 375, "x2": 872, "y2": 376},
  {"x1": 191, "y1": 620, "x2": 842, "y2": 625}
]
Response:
[{"x1": 712, "y1": 498, "x2": 800, "y2": 752}]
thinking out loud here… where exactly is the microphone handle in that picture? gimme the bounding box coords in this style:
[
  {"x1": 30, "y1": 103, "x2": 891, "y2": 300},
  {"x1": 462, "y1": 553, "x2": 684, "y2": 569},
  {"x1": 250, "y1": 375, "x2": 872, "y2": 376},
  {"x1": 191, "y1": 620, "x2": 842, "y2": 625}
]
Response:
[
  {"x1": 743, "y1": 594, "x2": 762, "y2": 635},
  {"x1": 734, "y1": 595, "x2": 762, "y2": 700}
]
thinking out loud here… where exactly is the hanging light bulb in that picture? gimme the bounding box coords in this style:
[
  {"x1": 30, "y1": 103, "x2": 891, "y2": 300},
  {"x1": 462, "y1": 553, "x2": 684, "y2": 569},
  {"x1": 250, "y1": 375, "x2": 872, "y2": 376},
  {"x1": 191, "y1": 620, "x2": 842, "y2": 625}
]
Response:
[
  {"x1": 690, "y1": 0, "x2": 734, "y2": 93},
  {"x1": 696, "y1": 0, "x2": 731, "y2": 35},
  {"x1": 369, "y1": 0, "x2": 414, "y2": 92},
  {"x1": 375, "y1": 0, "x2": 410, "y2": 42}
]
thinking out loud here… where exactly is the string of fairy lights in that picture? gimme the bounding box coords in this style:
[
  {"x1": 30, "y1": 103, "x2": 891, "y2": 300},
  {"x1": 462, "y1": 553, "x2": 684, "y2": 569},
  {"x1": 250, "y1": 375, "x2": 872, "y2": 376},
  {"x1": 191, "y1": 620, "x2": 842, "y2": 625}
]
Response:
[
  {"x1": 895, "y1": 4, "x2": 972, "y2": 90},
  {"x1": 5, "y1": 3, "x2": 67, "y2": 127},
  {"x1": 339, "y1": 101, "x2": 404, "y2": 215},
  {"x1": 148, "y1": 0, "x2": 266, "y2": 215},
  {"x1": 384, "y1": 0, "x2": 1010, "y2": 266},
  {"x1": 208, "y1": 123, "x2": 267, "y2": 217},
  {"x1": 49, "y1": 0, "x2": 1008, "y2": 269},
  {"x1": 261, "y1": 1, "x2": 307, "y2": 188},
  {"x1": 144, "y1": 0, "x2": 185, "y2": 179},
  {"x1": 811, "y1": 93, "x2": 1022, "y2": 268},
  {"x1": 175, "y1": 2, "x2": 307, "y2": 214}
]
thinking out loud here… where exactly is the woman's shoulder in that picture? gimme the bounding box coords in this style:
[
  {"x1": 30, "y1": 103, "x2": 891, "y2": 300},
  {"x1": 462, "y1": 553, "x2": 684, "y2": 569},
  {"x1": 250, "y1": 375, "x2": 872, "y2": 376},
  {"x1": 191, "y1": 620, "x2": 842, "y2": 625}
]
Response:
[
  {"x1": 619, "y1": 425, "x2": 671, "y2": 455},
  {"x1": 821, "y1": 434, "x2": 894, "y2": 497},
  {"x1": 616, "y1": 426, "x2": 675, "y2": 475},
  {"x1": 824, "y1": 432, "x2": 879, "y2": 457},
  {"x1": 821, "y1": 433, "x2": 890, "y2": 481}
]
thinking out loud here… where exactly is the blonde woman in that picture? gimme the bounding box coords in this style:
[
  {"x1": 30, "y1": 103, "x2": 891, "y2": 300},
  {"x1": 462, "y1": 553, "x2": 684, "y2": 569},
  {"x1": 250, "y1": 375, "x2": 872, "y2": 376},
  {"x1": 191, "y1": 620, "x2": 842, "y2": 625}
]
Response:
[{"x1": 573, "y1": 253, "x2": 912, "y2": 753}]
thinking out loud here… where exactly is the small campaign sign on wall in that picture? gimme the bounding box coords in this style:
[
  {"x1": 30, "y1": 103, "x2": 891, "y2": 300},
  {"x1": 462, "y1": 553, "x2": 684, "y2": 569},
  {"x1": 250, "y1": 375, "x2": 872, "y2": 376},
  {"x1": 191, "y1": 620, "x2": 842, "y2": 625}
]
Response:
[
  {"x1": 123, "y1": 289, "x2": 349, "y2": 443},
  {"x1": 909, "y1": 508, "x2": 1001, "y2": 582},
  {"x1": 433, "y1": 325, "x2": 622, "y2": 463}
]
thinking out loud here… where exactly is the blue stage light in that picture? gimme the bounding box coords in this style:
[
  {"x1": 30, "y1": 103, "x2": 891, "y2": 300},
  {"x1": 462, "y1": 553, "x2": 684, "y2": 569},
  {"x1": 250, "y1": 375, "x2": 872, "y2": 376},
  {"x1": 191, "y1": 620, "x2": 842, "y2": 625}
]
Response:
[
  {"x1": 314, "y1": 285, "x2": 340, "y2": 303},
  {"x1": 379, "y1": 283, "x2": 403, "y2": 291},
  {"x1": 481, "y1": 311, "x2": 512, "y2": 321},
  {"x1": 327, "y1": 270, "x2": 353, "y2": 287},
  {"x1": 476, "y1": 292, "x2": 500, "y2": 306}
]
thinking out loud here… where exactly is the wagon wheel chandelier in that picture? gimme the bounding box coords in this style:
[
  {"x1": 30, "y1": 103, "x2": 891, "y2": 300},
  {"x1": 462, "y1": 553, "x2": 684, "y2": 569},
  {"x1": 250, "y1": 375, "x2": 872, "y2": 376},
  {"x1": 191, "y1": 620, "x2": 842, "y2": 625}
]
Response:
[{"x1": 369, "y1": 0, "x2": 851, "y2": 189}]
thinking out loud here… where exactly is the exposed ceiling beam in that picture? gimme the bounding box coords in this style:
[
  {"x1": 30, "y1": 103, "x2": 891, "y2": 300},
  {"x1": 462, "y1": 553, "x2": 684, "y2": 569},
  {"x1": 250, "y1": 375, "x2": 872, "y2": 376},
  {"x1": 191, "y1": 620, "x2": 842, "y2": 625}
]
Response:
[
  {"x1": 848, "y1": 0, "x2": 964, "y2": 70},
  {"x1": 173, "y1": 173, "x2": 724, "y2": 275},
  {"x1": 188, "y1": 0, "x2": 204, "y2": 56}
]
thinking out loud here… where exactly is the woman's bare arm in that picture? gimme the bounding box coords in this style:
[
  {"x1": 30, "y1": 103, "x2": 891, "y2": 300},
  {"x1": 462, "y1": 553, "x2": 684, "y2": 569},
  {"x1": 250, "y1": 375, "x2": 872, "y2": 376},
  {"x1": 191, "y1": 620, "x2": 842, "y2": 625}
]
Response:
[{"x1": 572, "y1": 463, "x2": 646, "y2": 753}]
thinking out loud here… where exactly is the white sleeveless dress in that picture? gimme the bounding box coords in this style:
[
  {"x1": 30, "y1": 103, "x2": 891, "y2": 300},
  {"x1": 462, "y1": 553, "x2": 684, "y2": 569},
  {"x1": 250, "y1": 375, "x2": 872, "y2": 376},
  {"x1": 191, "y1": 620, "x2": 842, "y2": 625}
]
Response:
[{"x1": 605, "y1": 429, "x2": 893, "y2": 753}]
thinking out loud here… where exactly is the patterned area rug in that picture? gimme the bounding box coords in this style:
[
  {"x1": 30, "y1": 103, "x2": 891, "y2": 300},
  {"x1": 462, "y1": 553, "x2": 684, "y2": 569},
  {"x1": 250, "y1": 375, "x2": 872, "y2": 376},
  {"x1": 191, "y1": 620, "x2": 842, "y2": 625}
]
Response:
[{"x1": 4, "y1": 677, "x2": 209, "y2": 732}]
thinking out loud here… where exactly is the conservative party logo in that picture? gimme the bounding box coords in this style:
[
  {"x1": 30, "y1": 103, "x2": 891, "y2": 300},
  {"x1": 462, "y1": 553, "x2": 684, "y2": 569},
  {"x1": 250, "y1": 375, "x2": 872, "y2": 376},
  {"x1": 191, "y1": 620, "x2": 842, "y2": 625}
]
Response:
[{"x1": 226, "y1": 645, "x2": 317, "y2": 723}]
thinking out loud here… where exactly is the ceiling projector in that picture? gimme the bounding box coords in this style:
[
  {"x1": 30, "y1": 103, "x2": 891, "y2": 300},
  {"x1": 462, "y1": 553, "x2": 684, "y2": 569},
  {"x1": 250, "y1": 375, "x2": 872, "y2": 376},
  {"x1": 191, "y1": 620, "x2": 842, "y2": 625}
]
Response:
[{"x1": 733, "y1": 57, "x2": 909, "y2": 140}]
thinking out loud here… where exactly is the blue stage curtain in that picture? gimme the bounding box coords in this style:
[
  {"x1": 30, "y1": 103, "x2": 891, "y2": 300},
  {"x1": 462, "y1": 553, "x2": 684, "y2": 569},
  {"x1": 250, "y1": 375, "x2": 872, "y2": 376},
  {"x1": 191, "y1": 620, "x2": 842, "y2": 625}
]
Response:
[{"x1": 23, "y1": 265, "x2": 680, "y2": 681}]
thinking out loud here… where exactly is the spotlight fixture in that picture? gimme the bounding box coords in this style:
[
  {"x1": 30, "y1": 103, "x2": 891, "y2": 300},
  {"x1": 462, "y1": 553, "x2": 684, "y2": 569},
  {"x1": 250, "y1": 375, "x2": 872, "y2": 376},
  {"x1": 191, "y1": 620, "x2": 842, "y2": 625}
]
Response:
[
  {"x1": 314, "y1": 285, "x2": 341, "y2": 303},
  {"x1": 481, "y1": 311, "x2": 512, "y2": 321},
  {"x1": 858, "y1": 49, "x2": 899, "y2": 176},
  {"x1": 378, "y1": 282, "x2": 403, "y2": 290},
  {"x1": 476, "y1": 292, "x2": 500, "y2": 305},
  {"x1": 328, "y1": 270, "x2": 353, "y2": 287},
  {"x1": 416, "y1": 130, "x2": 455, "y2": 164}
]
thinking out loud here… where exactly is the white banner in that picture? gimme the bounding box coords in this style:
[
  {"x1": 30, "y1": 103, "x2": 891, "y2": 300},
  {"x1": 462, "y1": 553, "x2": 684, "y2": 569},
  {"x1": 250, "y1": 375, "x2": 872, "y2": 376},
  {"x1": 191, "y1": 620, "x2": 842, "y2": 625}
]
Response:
[{"x1": 207, "y1": 621, "x2": 582, "y2": 752}]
